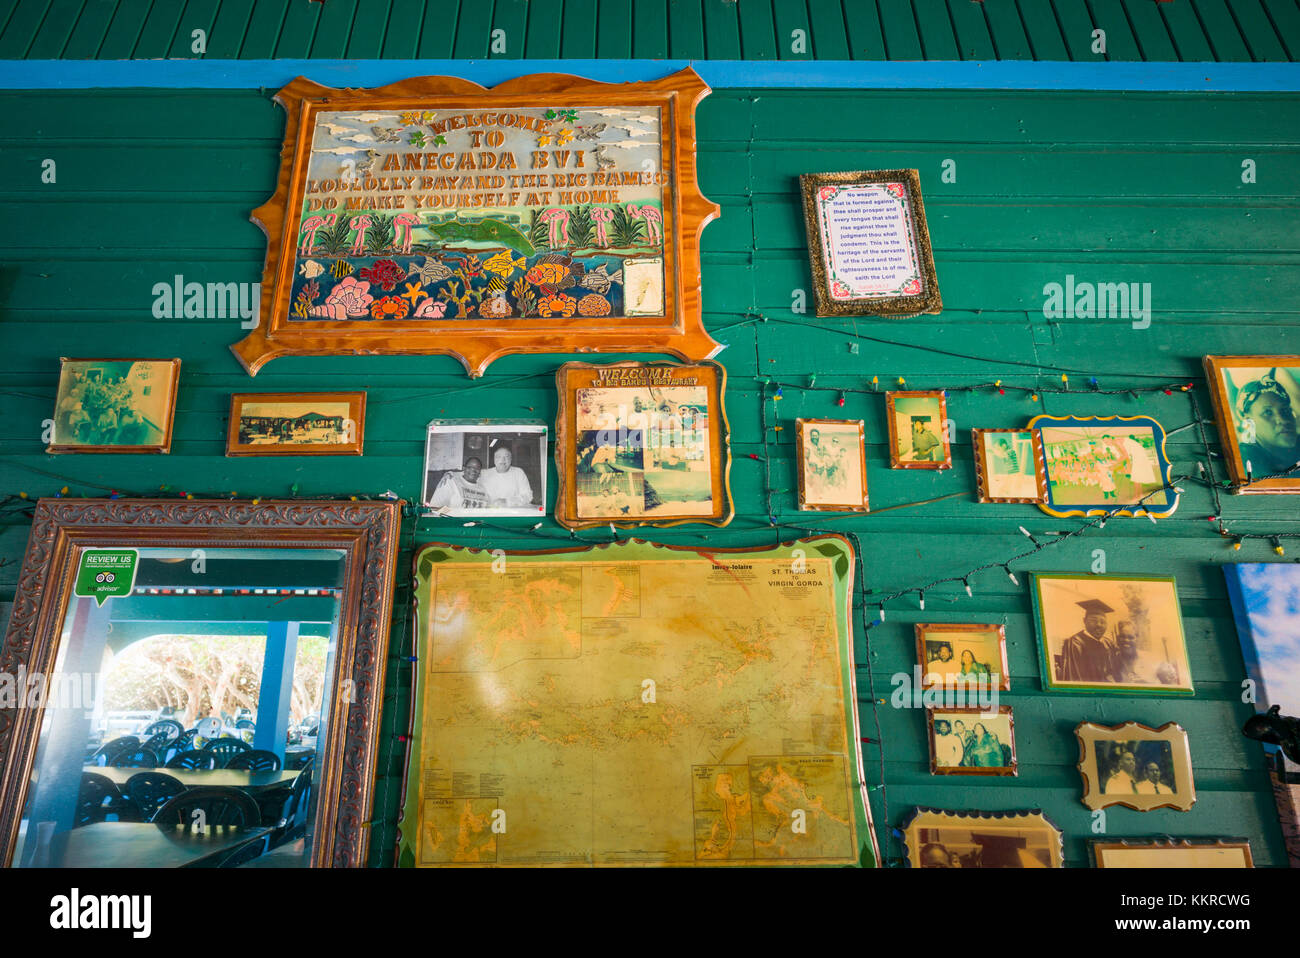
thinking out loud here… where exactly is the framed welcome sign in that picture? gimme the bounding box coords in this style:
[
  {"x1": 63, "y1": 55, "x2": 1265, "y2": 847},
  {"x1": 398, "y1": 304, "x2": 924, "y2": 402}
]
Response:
[{"x1": 233, "y1": 69, "x2": 720, "y2": 377}]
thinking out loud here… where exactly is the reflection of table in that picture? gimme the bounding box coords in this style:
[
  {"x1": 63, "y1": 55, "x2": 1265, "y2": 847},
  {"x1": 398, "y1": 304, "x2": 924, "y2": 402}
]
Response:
[
  {"x1": 238, "y1": 837, "x2": 308, "y2": 868},
  {"x1": 86, "y1": 767, "x2": 298, "y2": 791},
  {"x1": 46, "y1": 823, "x2": 271, "y2": 868}
]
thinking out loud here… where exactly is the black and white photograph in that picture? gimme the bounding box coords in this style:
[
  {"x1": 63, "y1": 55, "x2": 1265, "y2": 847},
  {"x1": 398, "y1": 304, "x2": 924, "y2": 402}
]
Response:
[
  {"x1": 927, "y1": 707, "x2": 1017, "y2": 776},
  {"x1": 1075, "y1": 721, "x2": 1195, "y2": 812},
  {"x1": 421, "y1": 421, "x2": 547, "y2": 517}
]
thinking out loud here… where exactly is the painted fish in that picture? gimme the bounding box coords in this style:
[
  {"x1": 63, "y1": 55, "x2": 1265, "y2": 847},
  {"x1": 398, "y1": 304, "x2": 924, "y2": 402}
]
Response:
[
  {"x1": 483, "y1": 250, "x2": 526, "y2": 278},
  {"x1": 330, "y1": 260, "x2": 354, "y2": 279},
  {"x1": 524, "y1": 254, "x2": 574, "y2": 291},
  {"x1": 298, "y1": 259, "x2": 325, "y2": 279},
  {"x1": 485, "y1": 275, "x2": 507, "y2": 293},
  {"x1": 406, "y1": 257, "x2": 454, "y2": 285},
  {"x1": 422, "y1": 216, "x2": 536, "y2": 256},
  {"x1": 574, "y1": 264, "x2": 623, "y2": 296}
]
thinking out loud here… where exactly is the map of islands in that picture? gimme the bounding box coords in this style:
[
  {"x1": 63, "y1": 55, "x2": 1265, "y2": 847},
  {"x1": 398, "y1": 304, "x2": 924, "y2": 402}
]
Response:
[{"x1": 402, "y1": 539, "x2": 873, "y2": 867}]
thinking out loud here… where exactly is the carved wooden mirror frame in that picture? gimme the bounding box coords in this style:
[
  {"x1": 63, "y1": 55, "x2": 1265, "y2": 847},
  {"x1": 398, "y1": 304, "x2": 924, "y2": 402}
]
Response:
[
  {"x1": 232, "y1": 68, "x2": 719, "y2": 378},
  {"x1": 0, "y1": 498, "x2": 402, "y2": 868}
]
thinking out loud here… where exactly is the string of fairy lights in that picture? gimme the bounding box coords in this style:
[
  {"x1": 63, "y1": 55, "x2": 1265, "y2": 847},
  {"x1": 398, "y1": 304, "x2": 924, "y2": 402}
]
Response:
[{"x1": 5, "y1": 316, "x2": 1300, "y2": 865}]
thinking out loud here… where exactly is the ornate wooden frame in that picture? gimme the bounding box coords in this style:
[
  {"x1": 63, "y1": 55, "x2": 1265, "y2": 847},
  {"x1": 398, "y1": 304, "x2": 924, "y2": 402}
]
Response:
[
  {"x1": 554, "y1": 360, "x2": 732, "y2": 529},
  {"x1": 226, "y1": 391, "x2": 367, "y2": 456},
  {"x1": 1030, "y1": 414, "x2": 1179, "y2": 518},
  {"x1": 927, "y1": 706, "x2": 1017, "y2": 777},
  {"x1": 1203, "y1": 354, "x2": 1300, "y2": 495},
  {"x1": 1091, "y1": 837, "x2": 1253, "y2": 868},
  {"x1": 794, "y1": 418, "x2": 869, "y2": 512},
  {"x1": 899, "y1": 807, "x2": 1063, "y2": 868},
  {"x1": 799, "y1": 169, "x2": 941, "y2": 318},
  {"x1": 885, "y1": 391, "x2": 951, "y2": 469},
  {"x1": 971, "y1": 427, "x2": 1047, "y2": 504},
  {"x1": 915, "y1": 622, "x2": 1010, "y2": 693},
  {"x1": 232, "y1": 69, "x2": 720, "y2": 378},
  {"x1": 0, "y1": 498, "x2": 402, "y2": 868},
  {"x1": 1075, "y1": 720, "x2": 1195, "y2": 813},
  {"x1": 46, "y1": 358, "x2": 181, "y2": 455}
]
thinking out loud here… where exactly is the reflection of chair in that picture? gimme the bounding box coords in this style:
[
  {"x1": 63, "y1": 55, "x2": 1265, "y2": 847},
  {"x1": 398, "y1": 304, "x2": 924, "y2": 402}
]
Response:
[
  {"x1": 203, "y1": 738, "x2": 251, "y2": 767},
  {"x1": 124, "y1": 772, "x2": 185, "y2": 822},
  {"x1": 153, "y1": 787, "x2": 261, "y2": 830},
  {"x1": 219, "y1": 837, "x2": 270, "y2": 867},
  {"x1": 166, "y1": 750, "x2": 217, "y2": 770},
  {"x1": 141, "y1": 732, "x2": 173, "y2": 755},
  {"x1": 235, "y1": 719, "x2": 256, "y2": 731},
  {"x1": 142, "y1": 719, "x2": 185, "y2": 741},
  {"x1": 284, "y1": 749, "x2": 315, "y2": 771},
  {"x1": 109, "y1": 747, "x2": 160, "y2": 769},
  {"x1": 268, "y1": 758, "x2": 314, "y2": 848},
  {"x1": 89, "y1": 736, "x2": 139, "y2": 766},
  {"x1": 164, "y1": 728, "x2": 198, "y2": 761},
  {"x1": 76, "y1": 773, "x2": 124, "y2": 827},
  {"x1": 225, "y1": 750, "x2": 281, "y2": 772}
]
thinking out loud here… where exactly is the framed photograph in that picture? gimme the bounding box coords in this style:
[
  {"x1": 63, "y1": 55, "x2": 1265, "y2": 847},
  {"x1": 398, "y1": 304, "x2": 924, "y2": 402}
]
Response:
[
  {"x1": 1075, "y1": 721, "x2": 1195, "y2": 812},
  {"x1": 47, "y1": 358, "x2": 180, "y2": 454},
  {"x1": 900, "y1": 808, "x2": 1063, "y2": 868},
  {"x1": 226, "y1": 392, "x2": 365, "y2": 456},
  {"x1": 1031, "y1": 573, "x2": 1192, "y2": 695},
  {"x1": 916, "y1": 623, "x2": 1010, "y2": 692},
  {"x1": 1092, "y1": 838, "x2": 1253, "y2": 868},
  {"x1": 795, "y1": 418, "x2": 868, "y2": 511},
  {"x1": 421, "y1": 421, "x2": 547, "y2": 517},
  {"x1": 799, "y1": 169, "x2": 941, "y2": 317},
  {"x1": 885, "y1": 391, "x2": 950, "y2": 469},
  {"x1": 1031, "y1": 414, "x2": 1178, "y2": 518},
  {"x1": 928, "y1": 707, "x2": 1017, "y2": 776},
  {"x1": 1204, "y1": 355, "x2": 1300, "y2": 494},
  {"x1": 972, "y1": 427, "x2": 1046, "y2": 503},
  {"x1": 554, "y1": 360, "x2": 731, "y2": 529},
  {"x1": 232, "y1": 69, "x2": 721, "y2": 378}
]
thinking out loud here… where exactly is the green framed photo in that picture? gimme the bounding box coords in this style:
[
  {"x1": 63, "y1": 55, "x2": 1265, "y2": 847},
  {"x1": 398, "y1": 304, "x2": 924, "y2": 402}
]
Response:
[{"x1": 1031, "y1": 573, "x2": 1193, "y2": 695}]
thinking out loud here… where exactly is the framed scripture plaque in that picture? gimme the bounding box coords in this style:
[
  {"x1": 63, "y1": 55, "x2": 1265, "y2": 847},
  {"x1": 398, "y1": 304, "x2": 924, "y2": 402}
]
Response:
[
  {"x1": 799, "y1": 170, "x2": 941, "y2": 317},
  {"x1": 554, "y1": 360, "x2": 731, "y2": 529},
  {"x1": 233, "y1": 69, "x2": 720, "y2": 377},
  {"x1": 397, "y1": 536, "x2": 878, "y2": 867}
]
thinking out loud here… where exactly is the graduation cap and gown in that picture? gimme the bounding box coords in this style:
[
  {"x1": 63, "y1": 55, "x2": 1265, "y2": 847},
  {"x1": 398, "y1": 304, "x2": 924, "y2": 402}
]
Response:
[{"x1": 1057, "y1": 599, "x2": 1115, "y2": 683}]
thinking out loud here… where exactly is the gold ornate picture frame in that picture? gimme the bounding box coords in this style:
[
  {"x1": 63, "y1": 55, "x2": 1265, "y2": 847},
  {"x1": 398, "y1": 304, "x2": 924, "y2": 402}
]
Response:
[
  {"x1": 1075, "y1": 721, "x2": 1195, "y2": 813},
  {"x1": 900, "y1": 808, "x2": 1063, "y2": 868},
  {"x1": 554, "y1": 360, "x2": 732, "y2": 529},
  {"x1": 1203, "y1": 355, "x2": 1300, "y2": 494},
  {"x1": 232, "y1": 69, "x2": 720, "y2": 378},
  {"x1": 799, "y1": 169, "x2": 941, "y2": 318},
  {"x1": 972, "y1": 427, "x2": 1047, "y2": 503},
  {"x1": 0, "y1": 498, "x2": 402, "y2": 868},
  {"x1": 226, "y1": 391, "x2": 367, "y2": 456},
  {"x1": 795, "y1": 418, "x2": 868, "y2": 512},
  {"x1": 1091, "y1": 837, "x2": 1253, "y2": 868}
]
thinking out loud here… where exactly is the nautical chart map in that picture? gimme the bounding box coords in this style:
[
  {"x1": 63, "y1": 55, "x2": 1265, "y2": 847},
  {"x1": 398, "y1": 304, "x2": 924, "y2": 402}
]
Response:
[{"x1": 399, "y1": 538, "x2": 874, "y2": 867}]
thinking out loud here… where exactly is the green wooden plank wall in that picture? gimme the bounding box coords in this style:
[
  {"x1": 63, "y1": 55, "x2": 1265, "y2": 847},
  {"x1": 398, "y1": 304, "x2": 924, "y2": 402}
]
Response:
[
  {"x1": 2, "y1": 0, "x2": 1298, "y2": 61},
  {"x1": 0, "y1": 84, "x2": 1296, "y2": 867}
]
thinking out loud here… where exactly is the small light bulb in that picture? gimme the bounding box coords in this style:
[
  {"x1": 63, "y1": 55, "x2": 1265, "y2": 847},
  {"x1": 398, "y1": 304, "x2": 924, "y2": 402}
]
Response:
[
  {"x1": 1006, "y1": 568, "x2": 1019, "y2": 586},
  {"x1": 964, "y1": 581, "x2": 973, "y2": 597},
  {"x1": 879, "y1": 606, "x2": 886, "y2": 622},
  {"x1": 918, "y1": 593, "x2": 925, "y2": 611}
]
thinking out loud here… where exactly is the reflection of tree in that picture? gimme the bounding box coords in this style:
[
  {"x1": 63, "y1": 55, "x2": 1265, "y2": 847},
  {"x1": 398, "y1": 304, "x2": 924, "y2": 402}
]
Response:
[{"x1": 102, "y1": 635, "x2": 327, "y2": 725}]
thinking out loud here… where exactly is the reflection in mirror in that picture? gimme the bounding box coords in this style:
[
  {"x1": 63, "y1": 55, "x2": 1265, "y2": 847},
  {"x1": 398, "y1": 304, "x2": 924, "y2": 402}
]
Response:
[{"x1": 14, "y1": 546, "x2": 345, "y2": 868}]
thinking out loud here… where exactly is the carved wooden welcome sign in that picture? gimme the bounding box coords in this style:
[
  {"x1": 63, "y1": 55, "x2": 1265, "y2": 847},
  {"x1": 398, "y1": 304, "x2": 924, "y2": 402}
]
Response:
[{"x1": 232, "y1": 69, "x2": 720, "y2": 377}]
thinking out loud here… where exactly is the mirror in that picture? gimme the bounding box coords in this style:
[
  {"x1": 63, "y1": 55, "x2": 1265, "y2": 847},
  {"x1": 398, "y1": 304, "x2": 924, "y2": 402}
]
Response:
[{"x1": 0, "y1": 499, "x2": 401, "y2": 868}]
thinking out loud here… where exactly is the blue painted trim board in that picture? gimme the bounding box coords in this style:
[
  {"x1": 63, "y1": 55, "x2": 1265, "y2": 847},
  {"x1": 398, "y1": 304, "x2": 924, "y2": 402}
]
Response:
[{"x1": 1, "y1": 59, "x2": 1298, "y2": 91}]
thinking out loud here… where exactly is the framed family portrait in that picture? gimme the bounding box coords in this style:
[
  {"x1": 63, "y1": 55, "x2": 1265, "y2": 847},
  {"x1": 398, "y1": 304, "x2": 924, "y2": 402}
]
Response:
[
  {"x1": 1076, "y1": 722, "x2": 1195, "y2": 812},
  {"x1": 972, "y1": 428, "x2": 1046, "y2": 503},
  {"x1": 226, "y1": 392, "x2": 366, "y2": 456},
  {"x1": 421, "y1": 420, "x2": 547, "y2": 517},
  {"x1": 232, "y1": 69, "x2": 721, "y2": 378},
  {"x1": 916, "y1": 623, "x2": 1009, "y2": 692},
  {"x1": 1032, "y1": 573, "x2": 1192, "y2": 695},
  {"x1": 1031, "y1": 414, "x2": 1177, "y2": 518},
  {"x1": 554, "y1": 360, "x2": 731, "y2": 529},
  {"x1": 1204, "y1": 355, "x2": 1300, "y2": 493},
  {"x1": 928, "y1": 707, "x2": 1016, "y2": 776},
  {"x1": 795, "y1": 419, "x2": 868, "y2": 511},
  {"x1": 900, "y1": 808, "x2": 1063, "y2": 868},
  {"x1": 47, "y1": 358, "x2": 180, "y2": 454},
  {"x1": 1092, "y1": 838, "x2": 1253, "y2": 868},
  {"x1": 885, "y1": 391, "x2": 950, "y2": 469},
  {"x1": 799, "y1": 169, "x2": 941, "y2": 317}
]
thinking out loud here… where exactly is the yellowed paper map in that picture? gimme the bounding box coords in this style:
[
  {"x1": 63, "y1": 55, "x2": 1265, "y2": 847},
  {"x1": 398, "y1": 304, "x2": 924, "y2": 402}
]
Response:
[{"x1": 405, "y1": 542, "x2": 870, "y2": 867}]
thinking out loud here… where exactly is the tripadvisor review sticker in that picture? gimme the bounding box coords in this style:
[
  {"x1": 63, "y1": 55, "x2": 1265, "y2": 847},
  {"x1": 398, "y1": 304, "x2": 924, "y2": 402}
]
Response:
[{"x1": 74, "y1": 549, "x2": 139, "y2": 606}]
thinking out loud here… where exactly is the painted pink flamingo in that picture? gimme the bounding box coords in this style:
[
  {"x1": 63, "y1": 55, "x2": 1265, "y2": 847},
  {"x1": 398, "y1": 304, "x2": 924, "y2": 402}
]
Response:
[
  {"x1": 393, "y1": 212, "x2": 422, "y2": 255},
  {"x1": 348, "y1": 214, "x2": 374, "y2": 255},
  {"x1": 627, "y1": 204, "x2": 663, "y2": 247},
  {"x1": 299, "y1": 213, "x2": 337, "y2": 255},
  {"x1": 590, "y1": 206, "x2": 616, "y2": 247},
  {"x1": 538, "y1": 208, "x2": 571, "y2": 248}
]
